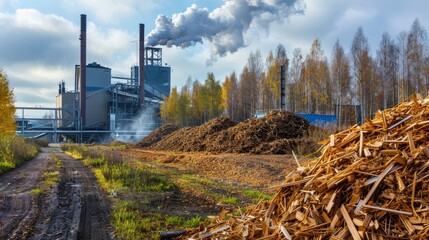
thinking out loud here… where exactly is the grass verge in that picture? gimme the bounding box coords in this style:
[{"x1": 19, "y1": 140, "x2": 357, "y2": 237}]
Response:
[
  {"x1": 0, "y1": 135, "x2": 39, "y2": 174},
  {"x1": 61, "y1": 143, "x2": 269, "y2": 239}
]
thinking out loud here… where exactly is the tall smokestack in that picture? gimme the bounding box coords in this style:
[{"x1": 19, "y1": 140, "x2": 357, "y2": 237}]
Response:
[
  {"x1": 80, "y1": 14, "x2": 87, "y2": 127},
  {"x1": 139, "y1": 23, "x2": 145, "y2": 109}
]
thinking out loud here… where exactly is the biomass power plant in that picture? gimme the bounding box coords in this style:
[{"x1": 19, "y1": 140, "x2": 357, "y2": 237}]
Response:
[{"x1": 54, "y1": 14, "x2": 170, "y2": 142}]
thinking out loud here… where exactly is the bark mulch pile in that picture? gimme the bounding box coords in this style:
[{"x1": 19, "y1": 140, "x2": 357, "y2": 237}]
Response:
[
  {"x1": 135, "y1": 124, "x2": 179, "y2": 148},
  {"x1": 140, "y1": 110, "x2": 314, "y2": 154},
  {"x1": 204, "y1": 110, "x2": 311, "y2": 154},
  {"x1": 182, "y1": 95, "x2": 429, "y2": 239},
  {"x1": 150, "y1": 117, "x2": 237, "y2": 152}
]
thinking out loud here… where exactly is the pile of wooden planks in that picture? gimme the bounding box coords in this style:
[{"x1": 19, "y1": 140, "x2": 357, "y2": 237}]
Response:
[{"x1": 185, "y1": 95, "x2": 429, "y2": 239}]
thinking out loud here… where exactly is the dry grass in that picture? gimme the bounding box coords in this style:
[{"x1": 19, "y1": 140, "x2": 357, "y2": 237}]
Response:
[{"x1": 0, "y1": 135, "x2": 38, "y2": 174}]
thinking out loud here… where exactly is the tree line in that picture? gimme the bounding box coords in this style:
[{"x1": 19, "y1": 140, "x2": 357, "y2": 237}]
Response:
[{"x1": 161, "y1": 18, "x2": 429, "y2": 127}]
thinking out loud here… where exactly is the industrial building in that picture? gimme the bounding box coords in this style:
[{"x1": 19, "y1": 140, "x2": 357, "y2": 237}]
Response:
[{"x1": 17, "y1": 14, "x2": 171, "y2": 143}]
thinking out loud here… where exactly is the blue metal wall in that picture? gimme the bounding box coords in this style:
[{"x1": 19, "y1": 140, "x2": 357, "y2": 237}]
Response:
[
  {"x1": 144, "y1": 65, "x2": 171, "y2": 97},
  {"x1": 255, "y1": 112, "x2": 337, "y2": 127},
  {"x1": 296, "y1": 113, "x2": 337, "y2": 127}
]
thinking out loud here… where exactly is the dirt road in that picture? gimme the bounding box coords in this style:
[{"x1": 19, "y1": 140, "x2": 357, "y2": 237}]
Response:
[{"x1": 0, "y1": 147, "x2": 114, "y2": 239}]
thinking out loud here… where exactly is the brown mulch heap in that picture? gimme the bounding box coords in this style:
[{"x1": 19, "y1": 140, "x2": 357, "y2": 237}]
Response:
[
  {"x1": 205, "y1": 110, "x2": 311, "y2": 154},
  {"x1": 150, "y1": 117, "x2": 237, "y2": 152},
  {"x1": 251, "y1": 138, "x2": 318, "y2": 154},
  {"x1": 183, "y1": 95, "x2": 429, "y2": 239},
  {"x1": 145, "y1": 110, "x2": 313, "y2": 154},
  {"x1": 135, "y1": 124, "x2": 179, "y2": 148}
]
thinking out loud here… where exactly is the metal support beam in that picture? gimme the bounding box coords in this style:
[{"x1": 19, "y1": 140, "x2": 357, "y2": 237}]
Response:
[{"x1": 139, "y1": 23, "x2": 145, "y2": 109}]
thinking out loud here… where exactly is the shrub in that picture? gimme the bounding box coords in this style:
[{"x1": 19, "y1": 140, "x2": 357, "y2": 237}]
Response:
[
  {"x1": 0, "y1": 135, "x2": 38, "y2": 174},
  {"x1": 25, "y1": 138, "x2": 49, "y2": 148}
]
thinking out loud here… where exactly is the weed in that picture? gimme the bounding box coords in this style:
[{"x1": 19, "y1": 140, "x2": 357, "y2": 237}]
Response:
[
  {"x1": 83, "y1": 156, "x2": 106, "y2": 167},
  {"x1": 112, "y1": 201, "x2": 146, "y2": 239},
  {"x1": 166, "y1": 216, "x2": 184, "y2": 226},
  {"x1": 0, "y1": 161, "x2": 14, "y2": 174},
  {"x1": 184, "y1": 216, "x2": 203, "y2": 228},
  {"x1": 25, "y1": 138, "x2": 49, "y2": 148},
  {"x1": 243, "y1": 189, "x2": 272, "y2": 201},
  {"x1": 50, "y1": 153, "x2": 63, "y2": 167},
  {"x1": 44, "y1": 170, "x2": 60, "y2": 187},
  {"x1": 219, "y1": 195, "x2": 238, "y2": 205},
  {"x1": 30, "y1": 188, "x2": 43, "y2": 195},
  {"x1": 0, "y1": 135, "x2": 38, "y2": 174}
]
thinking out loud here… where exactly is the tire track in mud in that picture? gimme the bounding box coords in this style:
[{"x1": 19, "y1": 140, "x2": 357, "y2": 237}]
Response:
[
  {"x1": 0, "y1": 148, "x2": 114, "y2": 240},
  {"x1": 0, "y1": 150, "x2": 50, "y2": 239},
  {"x1": 33, "y1": 150, "x2": 114, "y2": 240}
]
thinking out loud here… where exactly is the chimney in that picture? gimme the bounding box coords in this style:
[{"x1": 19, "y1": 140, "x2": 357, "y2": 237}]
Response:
[
  {"x1": 139, "y1": 23, "x2": 145, "y2": 109},
  {"x1": 80, "y1": 14, "x2": 87, "y2": 126}
]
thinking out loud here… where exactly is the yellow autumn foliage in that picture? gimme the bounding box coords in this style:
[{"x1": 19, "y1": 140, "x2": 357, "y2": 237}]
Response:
[{"x1": 0, "y1": 70, "x2": 16, "y2": 136}]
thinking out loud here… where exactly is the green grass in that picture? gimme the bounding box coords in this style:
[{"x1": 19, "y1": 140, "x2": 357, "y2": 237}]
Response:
[
  {"x1": 98, "y1": 162, "x2": 174, "y2": 192},
  {"x1": 184, "y1": 216, "x2": 203, "y2": 228},
  {"x1": 62, "y1": 143, "x2": 185, "y2": 239},
  {"x1": 112, "y1": 200, "x2": 149, "y2": 239},
  {"x1": 166, "y1": 216, "x2": 184, "y2": 226},
  {"x1": 219, "y1": 195, "x2": 238, "y2": 205},
  {"x1": 83, "y1": 156, "x2": 106, "y2": 167},
  {"x1": 61, "y1": 143, "x2": 263, "y2": 239},
  {"x1": 178, "y1": 174, "x2": 241, "y2": 206},
  {"x1": 243, "y1": 189, "x2": 272, "y2": 201}
]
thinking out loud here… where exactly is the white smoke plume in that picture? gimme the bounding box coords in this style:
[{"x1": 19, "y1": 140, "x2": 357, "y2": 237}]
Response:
[
  {"x1": 146, "y1": 0, "x2": 305, "y2": 62},
  {"x1": 114, "y1": 107, "x2": 158, "y2": 142}
]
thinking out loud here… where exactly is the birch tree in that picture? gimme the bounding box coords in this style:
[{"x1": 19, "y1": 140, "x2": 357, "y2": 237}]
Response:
[
  {"x1": 351, "y1": 27, "x2": 373, "y2": 122},
  {"x1": 331, "y1": 40, "x2": 352, "y2": 125}
]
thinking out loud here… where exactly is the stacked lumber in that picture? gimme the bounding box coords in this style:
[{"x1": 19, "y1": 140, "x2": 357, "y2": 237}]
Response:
[{"x1": 184, "y1": 95, "x2": 429, "y2": 239}]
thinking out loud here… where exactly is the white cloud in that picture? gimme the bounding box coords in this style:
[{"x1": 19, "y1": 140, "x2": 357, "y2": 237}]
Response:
[
  {"x1": 74, "y1": 0, "x2": 158, "y2": 24},
  {"x1": 0, "y1": 9, "x2": 78, "y2": 66},
  {"x1": 8, "y1": 64, "x2": 71, "y2": 107},
  {"x1": 0, "y1": 8, "x2": 140, "y2": 107},
  {"x1": 14, "y1": 8, "x2": 76, "y2": 33},
  {"x1": 86, "y1": 22, "x2": 135, "y2": 62}
]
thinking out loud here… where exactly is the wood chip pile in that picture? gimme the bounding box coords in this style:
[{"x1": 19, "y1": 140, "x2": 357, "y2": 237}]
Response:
[
  {"x1": 143, "y1": 111, "x2": 313, "y2": 154},
  {"x1": 204, "y1": 111, "x2": 311, "y2": 154},
  {"x1": 184, "y1": 96, "x2": 429, "y2": 239},
  {"x1": 150, "y1": 117, "x2": 237, "y2": 152},
  {"x1": 135, "y1": 124, "x2": 179, "y2": 148}
]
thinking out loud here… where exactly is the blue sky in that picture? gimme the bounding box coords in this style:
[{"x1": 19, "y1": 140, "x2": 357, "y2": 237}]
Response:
[{"x1": 1, "y1": 0, "x2": 429, "y2": 108}]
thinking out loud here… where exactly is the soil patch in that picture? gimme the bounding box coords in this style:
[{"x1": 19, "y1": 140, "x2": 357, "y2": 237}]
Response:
[{"x1": 0, "y1": 148, "x2": 115, "y2": 239}]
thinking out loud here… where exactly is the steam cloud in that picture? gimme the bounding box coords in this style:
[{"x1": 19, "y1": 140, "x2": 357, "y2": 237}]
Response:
[
  {"x1": 114, "y1": 107, "x2": 157, "y2": 142},
  {"x1": 146, "y1": 0, "x2": 305, "y2": 61}
]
